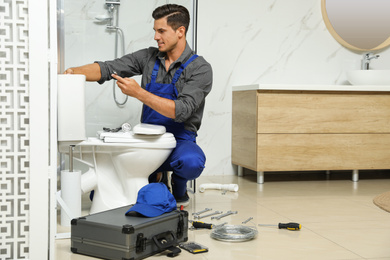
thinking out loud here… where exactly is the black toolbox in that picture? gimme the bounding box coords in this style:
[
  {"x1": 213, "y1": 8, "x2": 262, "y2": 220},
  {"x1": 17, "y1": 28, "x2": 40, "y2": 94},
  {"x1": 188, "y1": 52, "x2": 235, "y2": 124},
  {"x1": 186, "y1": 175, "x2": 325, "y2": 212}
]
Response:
[{"x1": 70, "y1": 205, "x2": 188, "y2": 260}]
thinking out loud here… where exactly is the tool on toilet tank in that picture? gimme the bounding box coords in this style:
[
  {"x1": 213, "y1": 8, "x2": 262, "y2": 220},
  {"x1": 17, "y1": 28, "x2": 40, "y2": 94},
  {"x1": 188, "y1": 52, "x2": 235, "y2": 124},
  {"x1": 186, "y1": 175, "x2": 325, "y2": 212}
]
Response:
[
  {"x1": 121, "y1": 123, "x2": 131, "y2": 132},
  {"x1": 103, "y1": 123, "x2": 131, "y2": 133},
  {"x1": 258, "y1": 222, "x2": 301, "y2": 231}
]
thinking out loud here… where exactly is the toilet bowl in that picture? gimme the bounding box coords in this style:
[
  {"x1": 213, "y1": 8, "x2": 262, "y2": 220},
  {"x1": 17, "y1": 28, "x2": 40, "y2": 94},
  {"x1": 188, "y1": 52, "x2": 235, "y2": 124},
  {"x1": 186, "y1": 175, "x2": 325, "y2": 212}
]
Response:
[{"x1": 58, "y1": 127, "x2": 176, "y2": 214}]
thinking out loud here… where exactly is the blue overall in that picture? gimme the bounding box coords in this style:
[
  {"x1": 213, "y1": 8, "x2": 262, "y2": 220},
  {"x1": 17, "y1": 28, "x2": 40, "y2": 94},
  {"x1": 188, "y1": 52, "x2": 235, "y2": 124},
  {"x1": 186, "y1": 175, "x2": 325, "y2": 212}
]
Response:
[{"x1": 142, "y1": 55, "x2": 206, "y2": 199}]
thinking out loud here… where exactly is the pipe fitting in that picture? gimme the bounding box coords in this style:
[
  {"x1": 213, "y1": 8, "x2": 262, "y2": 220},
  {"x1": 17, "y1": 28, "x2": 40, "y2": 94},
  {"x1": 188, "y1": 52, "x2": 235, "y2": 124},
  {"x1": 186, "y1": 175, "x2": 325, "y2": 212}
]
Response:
[
  {"x1": 81, "y1": 168, "x2": 97, "y2": 194},
  {"x1": 199, "y1": 183, "x2": 239, "y2": 193}
]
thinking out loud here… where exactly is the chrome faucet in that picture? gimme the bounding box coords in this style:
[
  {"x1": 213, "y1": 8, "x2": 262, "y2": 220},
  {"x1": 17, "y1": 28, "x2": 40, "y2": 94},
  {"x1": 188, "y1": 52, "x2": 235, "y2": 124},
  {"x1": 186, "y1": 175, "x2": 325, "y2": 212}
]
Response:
[{"x1": 362, "y1": 52, "x2": 380, "y2": 70}]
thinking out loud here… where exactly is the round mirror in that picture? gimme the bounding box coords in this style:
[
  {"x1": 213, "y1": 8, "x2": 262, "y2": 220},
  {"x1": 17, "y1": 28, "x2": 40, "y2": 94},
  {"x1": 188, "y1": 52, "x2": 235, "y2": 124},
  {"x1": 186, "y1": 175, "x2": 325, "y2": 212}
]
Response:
[{"x1": 321, "y1": 0, "x2": 390, "y2": 51}]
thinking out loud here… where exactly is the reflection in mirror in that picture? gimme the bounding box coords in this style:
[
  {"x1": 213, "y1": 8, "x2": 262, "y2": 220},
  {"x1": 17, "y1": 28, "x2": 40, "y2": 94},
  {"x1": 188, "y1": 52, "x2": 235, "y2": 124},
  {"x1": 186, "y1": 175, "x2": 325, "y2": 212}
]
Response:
[{"x1": 321, "y1": 0, "x2": 390, "y2": 51}]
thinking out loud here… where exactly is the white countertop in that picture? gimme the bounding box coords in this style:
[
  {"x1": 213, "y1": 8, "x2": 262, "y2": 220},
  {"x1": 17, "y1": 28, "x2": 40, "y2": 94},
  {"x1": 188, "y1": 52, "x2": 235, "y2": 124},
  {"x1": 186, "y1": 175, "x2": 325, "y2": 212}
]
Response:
[{"x1": 232, "y1": 84, "x2": 390, "y2": 92}]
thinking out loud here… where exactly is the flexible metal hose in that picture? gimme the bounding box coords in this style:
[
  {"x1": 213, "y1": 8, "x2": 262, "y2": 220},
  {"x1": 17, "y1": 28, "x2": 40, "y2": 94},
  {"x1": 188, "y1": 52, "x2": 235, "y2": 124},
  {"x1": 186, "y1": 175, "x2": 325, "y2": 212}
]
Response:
[
  {"x1": 110, "y1": 6, "x2": 128, "y2": 107},
  {"x1": 210, "y1": 225, "x2": 258, "y2": 242},
  {"x1": 112, "y1": 26, "x2": 128, "y2": 106}
]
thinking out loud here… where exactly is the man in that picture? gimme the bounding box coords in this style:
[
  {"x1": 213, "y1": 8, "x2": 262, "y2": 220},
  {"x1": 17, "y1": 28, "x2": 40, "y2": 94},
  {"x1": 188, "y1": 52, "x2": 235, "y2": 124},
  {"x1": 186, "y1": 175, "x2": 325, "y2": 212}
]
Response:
[{"x1": 65, "y1": 4, "x2": 213, "y2": 207}]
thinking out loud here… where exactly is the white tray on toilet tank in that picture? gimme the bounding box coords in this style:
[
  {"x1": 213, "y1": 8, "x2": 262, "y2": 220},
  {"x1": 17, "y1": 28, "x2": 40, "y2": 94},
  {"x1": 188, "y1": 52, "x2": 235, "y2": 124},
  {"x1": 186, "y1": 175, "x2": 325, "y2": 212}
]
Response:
[{"x1": 133, "y1": 123, "x2": 166, "y2": 135}]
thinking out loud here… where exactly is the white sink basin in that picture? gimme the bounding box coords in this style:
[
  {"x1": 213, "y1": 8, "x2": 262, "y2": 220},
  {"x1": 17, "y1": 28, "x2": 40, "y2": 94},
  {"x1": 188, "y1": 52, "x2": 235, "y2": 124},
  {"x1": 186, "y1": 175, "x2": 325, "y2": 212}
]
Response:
[{"x1": 347, "y1": 70, "x2": 390, "y2": 85}]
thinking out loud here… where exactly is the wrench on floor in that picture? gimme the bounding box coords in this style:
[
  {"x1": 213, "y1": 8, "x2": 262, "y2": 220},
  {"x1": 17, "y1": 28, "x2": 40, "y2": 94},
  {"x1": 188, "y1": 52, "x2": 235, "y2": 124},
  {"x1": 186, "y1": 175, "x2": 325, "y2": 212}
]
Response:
[
  {"x1": 194, "y1": 211, "x2": 223, "y2": 219},
  {"x1": 211, "y1": 210, "x2": 238, "y2": 220},
  {"x1": 192, "y1": 208, "x2": 212, "y2": 216}
]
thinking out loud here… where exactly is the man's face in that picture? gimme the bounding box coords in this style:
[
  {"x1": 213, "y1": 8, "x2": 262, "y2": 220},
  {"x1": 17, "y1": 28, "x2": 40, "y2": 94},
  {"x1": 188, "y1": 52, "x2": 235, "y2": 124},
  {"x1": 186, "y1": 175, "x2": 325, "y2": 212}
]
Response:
[{"x1": 153, "y1": 18, "x2": 179, "y2": 53}]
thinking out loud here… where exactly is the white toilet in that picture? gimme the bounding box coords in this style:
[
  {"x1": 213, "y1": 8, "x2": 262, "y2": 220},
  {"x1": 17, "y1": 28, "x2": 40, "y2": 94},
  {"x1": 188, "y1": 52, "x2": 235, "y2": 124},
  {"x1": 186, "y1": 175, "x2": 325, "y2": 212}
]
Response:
[{"x1": 57, "y1": 75, "x2": 176, "y2": 215}]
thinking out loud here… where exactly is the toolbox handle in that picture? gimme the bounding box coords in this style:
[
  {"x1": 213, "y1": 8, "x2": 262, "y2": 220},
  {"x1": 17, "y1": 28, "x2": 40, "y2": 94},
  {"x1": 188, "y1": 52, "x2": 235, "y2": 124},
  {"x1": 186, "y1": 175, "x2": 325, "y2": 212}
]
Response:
[
  {"x1": 152, "y1": 231, "x2": 177, "y2": 250},
  {"x1": 152, "y1": 231, "x2": 181, "y2": 257}
]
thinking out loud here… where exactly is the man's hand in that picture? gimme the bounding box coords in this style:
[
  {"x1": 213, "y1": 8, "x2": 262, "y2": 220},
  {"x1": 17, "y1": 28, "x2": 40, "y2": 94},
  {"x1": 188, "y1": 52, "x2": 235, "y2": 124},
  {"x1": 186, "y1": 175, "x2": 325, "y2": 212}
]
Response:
[
  {"x1": 112, "y1": 73, "x2": 176, "y2": 119},
  {"x1": 64, "y1": 68, "x2": 74, "y2": 74},
  {"x1": 112, "y1": 73, "x2": 142, "y2": 98},
  {"x1": 62, "y1": 63, "x2": 101, "y2": 81}
]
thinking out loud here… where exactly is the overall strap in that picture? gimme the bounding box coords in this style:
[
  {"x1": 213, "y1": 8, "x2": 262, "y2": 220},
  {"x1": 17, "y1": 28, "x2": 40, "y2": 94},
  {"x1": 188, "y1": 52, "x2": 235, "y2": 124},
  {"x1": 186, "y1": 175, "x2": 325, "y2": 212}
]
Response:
[
  {"x1": 171, "y1": 55, "x2": 199, "y2": 84},
  {"x1": 150, "y1": 58, "x2": 161, "y2": 83}
]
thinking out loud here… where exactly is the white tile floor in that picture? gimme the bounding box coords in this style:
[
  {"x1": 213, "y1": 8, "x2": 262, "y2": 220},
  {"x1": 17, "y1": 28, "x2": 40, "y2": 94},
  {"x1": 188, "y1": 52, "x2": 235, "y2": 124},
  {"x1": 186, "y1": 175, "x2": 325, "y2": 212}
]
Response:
[{"x1": 56, "y1": 172, "x2": 390, "y2": 260}]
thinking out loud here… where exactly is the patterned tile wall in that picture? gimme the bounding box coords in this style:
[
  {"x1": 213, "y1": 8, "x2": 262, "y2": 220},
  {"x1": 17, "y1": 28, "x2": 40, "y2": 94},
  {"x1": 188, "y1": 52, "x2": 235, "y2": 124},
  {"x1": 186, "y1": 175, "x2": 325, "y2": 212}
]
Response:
[{"x1": 0, "y1": 0, "x2": 30, "y2": 259}]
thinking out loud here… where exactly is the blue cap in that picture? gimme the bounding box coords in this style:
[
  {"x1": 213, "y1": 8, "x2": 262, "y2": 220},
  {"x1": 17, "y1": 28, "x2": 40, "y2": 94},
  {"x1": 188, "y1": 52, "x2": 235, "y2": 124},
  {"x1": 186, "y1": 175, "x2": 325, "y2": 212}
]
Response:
[{"x1": 125, "y1": 183, "x2": 176, "y2": 217}]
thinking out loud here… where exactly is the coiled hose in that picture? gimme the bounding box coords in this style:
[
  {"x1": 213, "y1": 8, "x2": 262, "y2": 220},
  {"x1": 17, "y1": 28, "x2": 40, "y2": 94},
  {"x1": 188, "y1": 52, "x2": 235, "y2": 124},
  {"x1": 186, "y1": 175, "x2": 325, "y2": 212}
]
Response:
[{"x1": 211, "y1": 225, "x2": 258, "y2": 242}]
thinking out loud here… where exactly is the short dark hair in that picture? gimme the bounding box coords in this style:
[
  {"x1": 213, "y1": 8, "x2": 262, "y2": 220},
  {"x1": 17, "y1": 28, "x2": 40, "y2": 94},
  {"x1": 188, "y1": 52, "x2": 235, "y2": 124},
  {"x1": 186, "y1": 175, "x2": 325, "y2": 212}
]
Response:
[{"x1": 152, "y1": 4, "x2": 190, "y2": 35}]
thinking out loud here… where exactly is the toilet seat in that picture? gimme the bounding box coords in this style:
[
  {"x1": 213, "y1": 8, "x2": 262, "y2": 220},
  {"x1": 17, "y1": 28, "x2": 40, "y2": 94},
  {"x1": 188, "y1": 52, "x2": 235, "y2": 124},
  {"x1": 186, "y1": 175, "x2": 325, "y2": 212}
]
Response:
[
  {"x1": 93, "y1": 131, "x2": 176, "y2": 149},
  {"x1": 90, "y1": 123, "x2": 176, "y2": 149},
  {"x1": 58, "y1": 132, "x2": 176, "y2": 153}
]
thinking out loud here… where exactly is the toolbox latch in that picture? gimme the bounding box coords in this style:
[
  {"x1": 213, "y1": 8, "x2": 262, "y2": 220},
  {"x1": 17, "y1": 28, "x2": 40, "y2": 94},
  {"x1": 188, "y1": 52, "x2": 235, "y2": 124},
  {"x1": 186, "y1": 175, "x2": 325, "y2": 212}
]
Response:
[
  {"x1": 177, "y1": 214, "x2": 184, "y2": 239},
  {"x1": 71, "y1": 217, "x2": 86, "y2": 226},
  {"x1": 122, "y1": 224, "x2": 135, "y2": 234},
  {"x1": 136, "y1": 233, "x2": 147, "y2": 253}
]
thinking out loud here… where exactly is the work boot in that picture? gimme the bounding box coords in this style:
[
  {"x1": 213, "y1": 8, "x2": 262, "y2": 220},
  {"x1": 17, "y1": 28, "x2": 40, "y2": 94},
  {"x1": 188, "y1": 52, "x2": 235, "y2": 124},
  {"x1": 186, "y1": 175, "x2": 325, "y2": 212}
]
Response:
[{"x1": 175, "y1": 192, "x2": 190, "y2": 208}]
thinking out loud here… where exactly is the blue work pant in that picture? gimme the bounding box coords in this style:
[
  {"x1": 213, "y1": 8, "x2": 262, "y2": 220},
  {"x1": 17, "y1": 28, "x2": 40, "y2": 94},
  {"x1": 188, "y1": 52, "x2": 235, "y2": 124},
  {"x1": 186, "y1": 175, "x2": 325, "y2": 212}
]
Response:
[{"x1": 149, "y1": 139, "x2": 205, "y2": 198}]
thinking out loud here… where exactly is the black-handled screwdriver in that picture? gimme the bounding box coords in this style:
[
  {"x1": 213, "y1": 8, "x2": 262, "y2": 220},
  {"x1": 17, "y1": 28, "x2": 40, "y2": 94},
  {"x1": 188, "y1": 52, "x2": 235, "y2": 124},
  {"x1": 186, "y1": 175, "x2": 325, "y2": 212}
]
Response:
[
  {"x1": 191, "y1": 221, "x2": 213, "y2": 229},
  {"x1": 258, "y1": 222, "x2": 301, "y2": 231}
]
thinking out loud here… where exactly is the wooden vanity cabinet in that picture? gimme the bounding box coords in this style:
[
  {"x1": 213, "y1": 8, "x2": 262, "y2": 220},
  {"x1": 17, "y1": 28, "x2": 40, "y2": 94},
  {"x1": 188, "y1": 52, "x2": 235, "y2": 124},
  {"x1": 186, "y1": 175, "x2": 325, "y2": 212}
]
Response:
[{"x1": 232, "y1": 88, "x2": 390, "y2": 183}]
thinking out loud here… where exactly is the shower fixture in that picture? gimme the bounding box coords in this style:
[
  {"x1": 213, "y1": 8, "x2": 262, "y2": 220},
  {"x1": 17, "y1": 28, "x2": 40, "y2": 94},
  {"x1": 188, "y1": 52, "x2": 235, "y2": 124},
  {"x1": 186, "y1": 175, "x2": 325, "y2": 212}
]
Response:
[
  {"x1": 95, "y1": 0, "x2": 128, "y2": 106},
  {"x1": 92, "y1": 0, "x2": 198, "y2": 107}
]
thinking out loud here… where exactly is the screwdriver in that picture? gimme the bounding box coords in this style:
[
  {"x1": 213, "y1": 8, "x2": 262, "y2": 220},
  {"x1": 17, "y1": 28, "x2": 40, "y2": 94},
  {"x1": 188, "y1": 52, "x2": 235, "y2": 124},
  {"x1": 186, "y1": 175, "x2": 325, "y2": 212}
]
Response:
[
  {"x1": 190, "y1": 221, "x2": 213, "y2": 229},
  {"x1": 258, "y1": 222, "x2": 301, "y2": 231}
]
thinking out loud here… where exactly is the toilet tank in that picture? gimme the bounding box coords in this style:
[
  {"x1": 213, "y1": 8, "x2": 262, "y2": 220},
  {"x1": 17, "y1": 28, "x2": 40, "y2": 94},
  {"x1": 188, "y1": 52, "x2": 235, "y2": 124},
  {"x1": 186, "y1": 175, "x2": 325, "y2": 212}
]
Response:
[{"x1": 57, "y1": 74, "x2": 86, "y2": 142}]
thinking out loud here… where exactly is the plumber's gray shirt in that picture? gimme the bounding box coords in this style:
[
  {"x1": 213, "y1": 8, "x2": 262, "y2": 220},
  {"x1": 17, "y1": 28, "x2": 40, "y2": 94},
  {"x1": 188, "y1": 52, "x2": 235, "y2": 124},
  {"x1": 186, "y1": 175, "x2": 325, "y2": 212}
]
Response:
[{"x1": 96, "y1": 43, "x2": 213, "y2": 134}]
